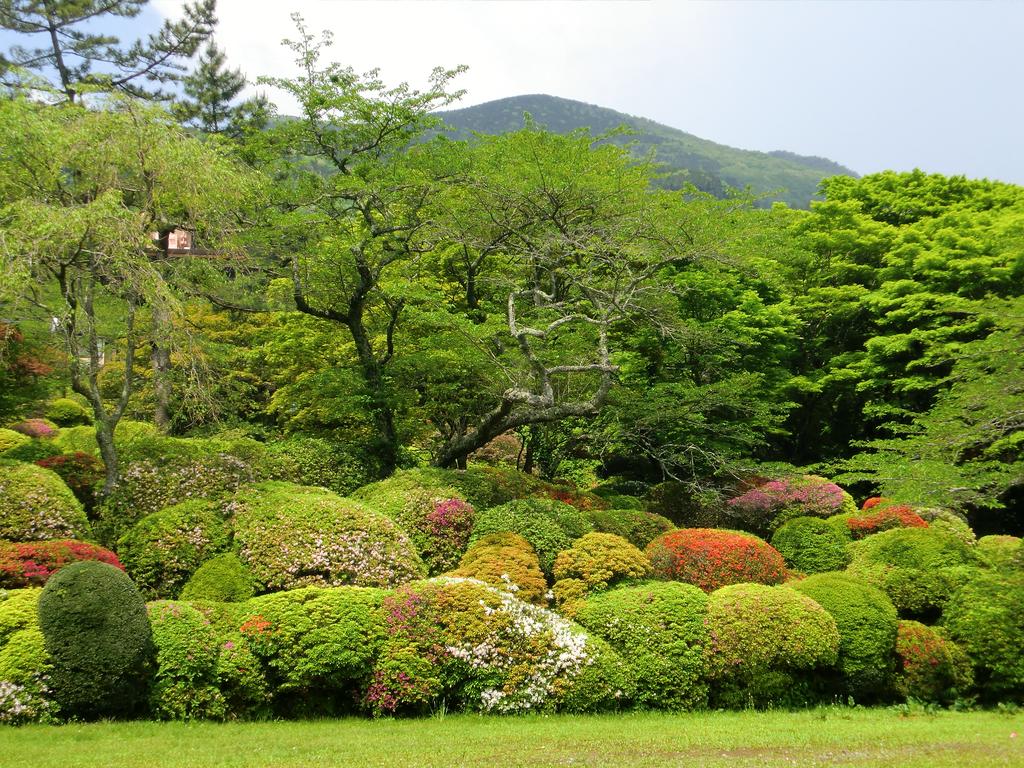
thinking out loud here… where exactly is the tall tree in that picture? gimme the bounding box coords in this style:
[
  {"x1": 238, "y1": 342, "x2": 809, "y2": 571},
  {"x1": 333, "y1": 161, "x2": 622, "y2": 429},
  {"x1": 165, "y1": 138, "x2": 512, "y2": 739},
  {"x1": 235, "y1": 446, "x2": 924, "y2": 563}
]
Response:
[
  {"x1": 173, "y1": 41, "x2": 267, "y2": 136},
  {"x1": 0, "y1": 0, "x2": 216, "y2": 103}
]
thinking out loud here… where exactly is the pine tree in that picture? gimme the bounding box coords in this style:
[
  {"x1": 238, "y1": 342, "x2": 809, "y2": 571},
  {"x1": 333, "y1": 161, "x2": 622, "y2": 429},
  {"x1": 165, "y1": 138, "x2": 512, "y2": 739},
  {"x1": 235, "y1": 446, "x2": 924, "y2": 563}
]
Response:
[{"x1": 174, "y1": 42, "x2": 268, "y2": 136}]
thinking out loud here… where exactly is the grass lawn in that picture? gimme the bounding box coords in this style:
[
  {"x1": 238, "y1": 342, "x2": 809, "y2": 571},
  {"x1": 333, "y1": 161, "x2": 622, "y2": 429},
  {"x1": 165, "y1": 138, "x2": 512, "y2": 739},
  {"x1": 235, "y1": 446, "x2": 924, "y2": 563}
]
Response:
[{"x1": 3, "y1": 708, "x2": 1023, "y2": 767}]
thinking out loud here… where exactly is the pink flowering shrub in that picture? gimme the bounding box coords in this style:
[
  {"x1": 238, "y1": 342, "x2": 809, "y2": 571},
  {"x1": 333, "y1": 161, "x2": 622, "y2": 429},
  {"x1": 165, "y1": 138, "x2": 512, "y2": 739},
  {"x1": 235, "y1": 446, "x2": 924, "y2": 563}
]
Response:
[
  {"x1": 0, "y1": 461, "x2": 89, "y2": 541},
  {"x1": 9, "y1": 419, "x2": 57, "y2": 439},
  {"x1": 725, "y1": 475, "x2": 856, "y2": 535}
]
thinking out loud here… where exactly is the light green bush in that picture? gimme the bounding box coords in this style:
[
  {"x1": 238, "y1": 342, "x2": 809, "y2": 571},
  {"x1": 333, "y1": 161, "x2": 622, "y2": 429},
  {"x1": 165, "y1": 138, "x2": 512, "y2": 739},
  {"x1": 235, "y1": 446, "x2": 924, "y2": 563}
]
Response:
[
  {"x1": 771, "y1": 517, "x2": 851, "y2": 574},
  {"x1": 45, "y1": 398, "x2": 91, "y2": 427},
  {"x1": 180, "y1": 553, "x2": 258, "y2": 603},
  {"x1": 147, "y1": 601, "x2": 225, "y2": 720},
  {"x1": 0, "y1": 460, "x2": 89, "y2": 541}
]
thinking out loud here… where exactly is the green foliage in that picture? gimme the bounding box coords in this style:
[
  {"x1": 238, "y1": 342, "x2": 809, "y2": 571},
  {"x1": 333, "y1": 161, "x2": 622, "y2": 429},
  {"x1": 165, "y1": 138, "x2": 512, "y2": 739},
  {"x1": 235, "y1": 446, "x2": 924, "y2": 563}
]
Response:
[
  {"x1": 147, "y1": 601, "x2": 225, "y2": 720},
  {"x1": 575, "y1": 582, "x2": 709, "y2": 710},
  {"x1": 894, "y1": 620, "x2": 974, "y2": 704},
  {"x1": 0, "y1": 613, "x2": 54, "y2": 725},
  {"x1": 976, "y1": 535, "x2": 1022, "y2": 571},
  {"x1": 231, "y1": 482, "x2": 425, "y2": 592},
  {"x1": 704, "y1": 584, "x2": 840, "y2": 709},
  {"x1": 552, "y1": 533, "x2": 651, "y2": 599},
  {"x1": 265, "y1": 436, "x2": 378, "y2": 497},
  {"x1": 470, "y1": 499, "x2": 594, "y2": 576},
  {"x1": 45, "y1": 398, "x2": 90, "y2": 427},
  {"x1": 179, "y1": 554, "x2": 258, "y2": 603},
  {"x1": 118, "y1": 501, "x2": 230, "y2": 599},
  {"x1": 942, "y1": 571, "x2": 1024, "y2": 700},
  {"x1": 771, "y1": 517, "x2": 851, "y2": 574},
  {"x1": 38, "y1": 561, "x2": 154, "y2": 719},
  {"x1": 792, "y1": 573, "x2": 899, "y2": 700},
  {"x1": 725, "y1": 475, "x2": 857, "y2": 536},
  {"x1": 846, "y1": 526, "x2": 978, "y2": 619},
  {"x1": 587, "y1": 508, "x2": 675, "y2": 549},
  {"x1": 0, "y1": 588, "x2": 43, "y2": 646},
  {"x1": 0, "y1": 438, "x2": 60, "y2": 463},
  {"x1": 644, "y1": 482, "x2": 728, "y2": 528},
  {"x1": 0, "y1": 428, "x2": 30, "y2": 455},
  {"x1": 0, "y1": 460, "x2": 89, "y2": 541},
  {"x1": 451, "y1": 533, "x2": 547, "y2": 604}
]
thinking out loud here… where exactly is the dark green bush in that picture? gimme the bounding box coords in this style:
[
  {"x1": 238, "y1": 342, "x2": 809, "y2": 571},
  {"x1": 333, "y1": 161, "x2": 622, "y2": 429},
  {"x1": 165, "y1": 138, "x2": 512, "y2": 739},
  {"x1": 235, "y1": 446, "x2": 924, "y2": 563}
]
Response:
[
  {"x1": 771, "y1": 517, "x2": 851, "y2": 574},
  {"x1": 451, "y1": 533, "x2": 547, "y2": 604},
  {"x1": 575, "y1": 582, "x2": 709, "y2": 710},
  {"x1": 847, "y1": 526, "x2": 978, "y2": 620},
  {"x1": 942, "y1": 571, "x2": 1024, "y2": 700},
  {"x1": 147, "y1": 601, "x2": 225, "y2": 720},
  {"x1": 792, "y1": 572, "x2": 898, "y2": 701},
  {"x1": 180, "y1": 553, "x2": 258, "y2": 603},
  {"x1": 118, "y1": 501, "x2": 231, "y2": 599},
  {"x1": 894, "y1": 620, "x2": 974, "y2": 704},
  {"x1": 644, "y1": 481, "x2": 727, "y2": 528},
  {"x1": 0, "y1": 460, "x2": 89, "y2": 541},
  {"x1": 45, "y1": 398, "x2": 91, "y2": 427},
  {"x1": 588, "y1": 508, "x2": 674, "y2": 548},
  {"x1": 38, "y1": 561, "x2": 154, "y2": 719},
  {"x1": 231, "y1": 482, "x2": 425, "y2": 592},
  {"x1": 704, "y1": 583, "x2": 840, "y2": 709}
]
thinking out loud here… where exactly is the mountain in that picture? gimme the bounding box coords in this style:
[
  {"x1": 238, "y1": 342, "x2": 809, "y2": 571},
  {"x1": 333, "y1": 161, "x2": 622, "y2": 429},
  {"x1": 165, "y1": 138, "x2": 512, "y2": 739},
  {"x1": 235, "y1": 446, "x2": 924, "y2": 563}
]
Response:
[{"x1": 434, "y1": 94, "x2": 858, "y2": 209}]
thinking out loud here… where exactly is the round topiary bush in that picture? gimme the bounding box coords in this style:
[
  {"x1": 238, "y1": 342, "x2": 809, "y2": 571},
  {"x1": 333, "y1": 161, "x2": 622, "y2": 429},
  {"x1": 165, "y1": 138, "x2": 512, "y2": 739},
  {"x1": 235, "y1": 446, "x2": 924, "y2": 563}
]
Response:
[
  {"x1": 588, "y1": 508, "x2": 675, "y2": 549},
  {"x1": 0, "y1": 428, "x2": 31, "y2": 456},
  {"x1": 846, "y1": 526, "x2": 978, "y2": 620},
  {"x1": 976, "y1": 535, "x2": 1022, "y2": 572},
  {"x1": 45, "y1": 398, "x2": 91, "y2": 427},
  {"x1": 725, "y1": 475, "x2": 857, "y2": 536},
  {"x1": 37, "y1": 561, "x2": 154, "y2": 719},
  {"x1": 645, "y1": 528, "x2": 787, "y2": 592},
  {"x1": 451, "y1": 533, "x2": 547, "y2": 604},
  {"x1": 179, "y1": 553, "x2": 258, "y2": 603},
  {"x1": 147, "y1": 601, "x2": 226, "y2": 720},
  {"x1": 469, "y1": 498, "x2": 594, "y2": 577},
  {"x1": 0, "y1": 540, "x2": 122, "y2": 588},
  {"x1": 9, "y1": 419, "x2": 57, "y2": 439},
  {"x1": 230, "y1": 482, "x2": 425, "y2": 592},
  {"x1": 0, "y1": 438, "x2": 60, "y2": 464},
  {"x1": 771, "y1": 517, "x2": 851, "y2": 574},
  {"x1": 35, "y1": 452, "x2": 104, "y2": 513},
  {"x1": 791, "y1": 572, "x2": 899, "y2": 701},
  {"x1": 0, "y1": 460, "x2": 89, "y2": 541},
  {"x1": 118, "y1": 500, "x2": 231, "y2": 599},
  {"x1": 575, "y1": 582, "x2": 709, "y2": 710},
  {"x1": 942, "y1": 571, "x2": 1024, "y2": 700},
  {"x1": 704, "y1": 583, "x2": 840, "y2": 709},
  {"x1": 552, "y1": 533, "x2": 651, "y2": 598},
  {"x1": 894, "y1": 620, "x2": 974, "y2": 704}
]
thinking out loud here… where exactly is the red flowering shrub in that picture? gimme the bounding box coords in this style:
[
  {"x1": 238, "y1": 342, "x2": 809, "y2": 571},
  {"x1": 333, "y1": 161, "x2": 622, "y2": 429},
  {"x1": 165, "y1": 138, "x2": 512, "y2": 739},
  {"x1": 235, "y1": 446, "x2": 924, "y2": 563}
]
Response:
[
  {"x1": 845, "y1": 505, "x2": 928, "y2": 539},
  {"x1": 894, "y1": 620, "x2": 974, "y2": 703},
  {"x1": 645, "y1": 528, "x2": 787, "y2": 592},
  {"x1": 36, "y1": 452, "x2": 105, "y2": 513},
  {"x1": 725, "y1": 475, "x2": 856, "y2": 535},
  {"x1": 861, "y1": 496, "x2": 890, "y2": 511},
  {"x1": 0, "y1": 539, "x2": 122, "y2": 587},
  {"x1": 9, "y1": 419, "x2": 57, "y2": 439}
]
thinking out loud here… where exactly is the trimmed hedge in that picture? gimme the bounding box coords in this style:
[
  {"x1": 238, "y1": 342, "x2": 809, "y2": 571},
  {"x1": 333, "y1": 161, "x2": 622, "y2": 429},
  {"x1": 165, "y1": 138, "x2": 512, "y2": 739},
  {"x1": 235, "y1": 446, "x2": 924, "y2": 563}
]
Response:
[
  {"x1": 231, "y1": 482, "x2": 425, "y2": 592},
  {"x1": 0, "y1": 428, "x2": 31, "y2": 455},
  {"x1": 451, "y1": 533, "x2": 547, "y2": 604},
  {"x1": 0, "y1": 439, "x2": 60, "y2": 463},
  {"x1": 264, "y1": 436, "x2": 377, "y2": 497},
  {"x1": 148, "y1": 601, "x2": 225, "y2": 720},
  {"x1": 894, "y1": 620, "x2": 973, "y2": 704},
  {"x1": 704, "y1": 583, "x2": 840, "y2": 709},
  {"x1": 771, "y1": 517, "x2": 851, "y2": 574},
  {"x1": 575, "y1": 582, "x2": 709, "y2": 710},
  {"x1": 646, "y1": 528, "x2": 787, "y2": 592},
  {"x1": 792, "y1": 572, "x2": 898, "y2": 701},
  {"x1": 0, "y1": 460, "x2": 90, "y2": 541},
  {"x1": 0, "y1": 540, "x2": 122, "y2": 588},
  {"x1": 118, "y1": 501, "x2": 230, "y2": 599},
  {"x1": 179, "y1": 553, "x2": 258, "y2": 603},
  {"x1": 588, "y1": 508, "x2": 675, "y2": 549},
  {"x1": 37, "y1": 561, "x2": 154, "y2": 719}
]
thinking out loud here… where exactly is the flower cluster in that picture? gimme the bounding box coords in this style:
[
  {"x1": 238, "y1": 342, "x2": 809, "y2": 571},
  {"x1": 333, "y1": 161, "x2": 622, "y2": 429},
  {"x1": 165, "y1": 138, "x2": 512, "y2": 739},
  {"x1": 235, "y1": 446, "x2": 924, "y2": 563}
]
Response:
[
  {"x1": 846, "y1": 505, "x2": 928, "y2": 538},
  {"x1": 646, "y1": 528, "x2": 786, "y2": 592},
  {"x1": 0, "y1": 678, "x2": 54, "y2": 725},
  {"x1": 0, "y1": 540, "x2": 123, "y2": 588}
]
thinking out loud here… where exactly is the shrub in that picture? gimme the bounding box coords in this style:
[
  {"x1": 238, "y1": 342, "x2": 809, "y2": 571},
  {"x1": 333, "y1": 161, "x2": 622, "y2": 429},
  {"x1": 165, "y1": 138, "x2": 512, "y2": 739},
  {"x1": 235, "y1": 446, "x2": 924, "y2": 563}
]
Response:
[
  {"x1": 917, "y1": 508, "x2": 977, "y2": 546},
  {"x1": 531, "y1": 485, "x2": 610, "y2": 513},
  {"x1": 704, "y1": 583, "x2": 840, "y2": 709},
  {"x1": 575, "y1": 582, "x2": 709, "y2": 710},
  {"x1": 231, "y1": 482, "x2": 425, "y2": 592},
  {"x1": 791, "y1": 573, "x2": 899, "y2": 701},
  {"x1": 644, "y1": 481, "x2": 727, "y2": 528},
  {"x1": 35, "y1": 452, "x2": 104, "y2": 513},
  {"x1": 118, "y1": 501, "x2": 231, "y2": 599},
  {"x1": 0, "y1": 590, "x2": 54, "y2": 724},
  {"x1": 0, "y1": 460, "x2": 89, "y2": 541},
  {"x1": 52, "y1": 420, "x2": 158, "y2": 458},
  {"x1": 553, "y1": 533, "x2": 651, "y2": 595},
  {"x1": 38, "y1": 561, "x2": 154, "y2": 719},
  {"x1": 847, "y1": 526, "x2": 978, "y2": 619},
  {"x1": 894, "y1": 620, "x2": 974, "y2": 704},
  {"x1": 45, "y1": 398, "x2": 91, "y2": 427},
  {"x1": 451, "y1": 533, "x2": 547, "y2": 604},
  {"x1": 588, "y1": 508, "x2": 674, "y2": 549},
  {"x1": 369, "y1": 578, "x2": 619, "y2": 715},
  {"x1": 0, "y1": 540, "x2": 122, "y2": 588},
  {"x1": 0, "y1": 438, "x2": 61, "y2": 463},
  {"x1": 771, "y1": 517, "x2": 851, "y2": 574},
  {"x1": 234, "y1": 586, "x2": 385, "y2": 716},
  {"x1": 976, "y1": 535, "x2": 1022, "y2": 571},
  {"x1": 468, "y1": 433, "x2": 522, "y2": 467},
  {"x1": 264, "y1": 436, "x2": 378, "y2": 496},
  {"x1": 180, "y1": 553, "x2": 258, "y2": 603},
  {"x1": 861, "y1": 496, "x2": 890, "y2": 510},
  {"x1": 0, "y1": 428, "x2": 30, "y2": 455},
  {"x1": 96, "y1": 453, "x2": 254, "y2": 545},
  {"x1": 0, "y1": 588, "x2": 43, "y2": 646},
  {"x1": 843, "y1": 505, "x2": 929, "y2": 539},
  {"x1": 147, "y1": 601, "x2": 225, "y2": 720},
  {"x1": 470, "y1": 499, "x2": 594, "y2": 576},
  {"x1": 9, "y1": 419, "x2": 57, "y2": 439},
  {"x1": 942, "y1": 571, "x2": 1024, "y2": 700},
  {"x1": 646, "y1": 528, "x2": 787, "y2": 592},
  {"x1": 725, "y1": 475, "x2": 856, "y2": 535}
]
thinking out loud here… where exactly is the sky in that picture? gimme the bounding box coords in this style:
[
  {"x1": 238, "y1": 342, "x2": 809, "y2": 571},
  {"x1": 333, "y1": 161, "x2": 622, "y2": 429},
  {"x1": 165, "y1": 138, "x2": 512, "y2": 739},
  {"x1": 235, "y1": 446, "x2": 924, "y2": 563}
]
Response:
[{"x1": 8, "y1": 1, "x2": 1024, "y2": 183}]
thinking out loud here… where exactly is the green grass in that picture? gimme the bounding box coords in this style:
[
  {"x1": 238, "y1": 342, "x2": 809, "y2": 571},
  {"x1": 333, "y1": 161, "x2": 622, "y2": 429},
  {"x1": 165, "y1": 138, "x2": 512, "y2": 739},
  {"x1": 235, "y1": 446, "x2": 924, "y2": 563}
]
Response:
[{"x1": 4, "y1": 709, "x2": 1024, "y2": 767}]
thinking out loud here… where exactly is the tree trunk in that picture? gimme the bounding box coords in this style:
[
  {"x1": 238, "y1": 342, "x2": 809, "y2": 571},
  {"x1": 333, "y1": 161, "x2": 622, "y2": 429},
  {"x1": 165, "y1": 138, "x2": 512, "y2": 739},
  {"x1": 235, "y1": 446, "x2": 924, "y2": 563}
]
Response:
[
  {"x1": 151, "y1": 303, "x2": 173, "y2": 431},
  {"x1": 346, "y1": 311, "x2": 400, "y2": 475}
]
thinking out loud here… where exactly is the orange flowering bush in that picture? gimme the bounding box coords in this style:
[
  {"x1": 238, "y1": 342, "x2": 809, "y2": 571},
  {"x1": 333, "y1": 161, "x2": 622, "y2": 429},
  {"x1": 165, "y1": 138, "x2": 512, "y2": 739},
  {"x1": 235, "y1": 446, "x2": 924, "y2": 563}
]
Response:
[{"x1": 645, "y1": 528, "x2": 786, "y2": 592}]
